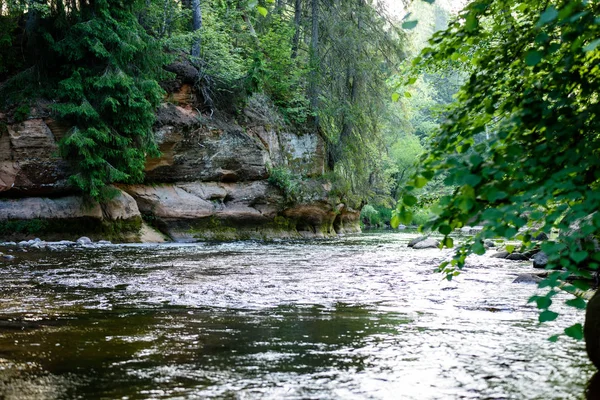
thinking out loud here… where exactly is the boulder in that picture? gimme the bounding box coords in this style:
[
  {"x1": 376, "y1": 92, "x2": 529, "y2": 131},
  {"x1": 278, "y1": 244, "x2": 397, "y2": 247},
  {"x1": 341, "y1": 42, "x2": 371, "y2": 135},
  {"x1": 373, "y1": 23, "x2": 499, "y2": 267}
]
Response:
[
  {"x1": 492, "y1": 251, "x2": 529, "y2": 261},
  {"x1": 484, "y1": 240, "x2": 496, "y2": 248},
  {"x1": 533, "y1": 232, "x2": 549, "y2": 241},
  {"x1": 101, "y1": 190, "x2": 140, "y2": 221},
  {"x1": 490, "y1": 251, "x2": 510, "y2": 259},
  {"x1": 408, "y1": 236, "x2": 429, "y2": 248},
  {"x1": 523, "y1": 248, "x2": 540, "y2": 258},
  {"x1": 460, "y1": 226, "x2": 484, "y2": 235},
  {"x1": 76, "y1": 237, "x2": 92, "y2": 245},
  {"x1": 513, "y1": 273, "x2": 543, "y2": 284},
  {"x1": 412, "y1": 238, "x2": 441, "y2": 249},
  {"x1": 532, "y1": 252, "x2": 549, "y2": 269},
  {"x1": 506, "y1": 252, "x2": 529, "y2": 261}
]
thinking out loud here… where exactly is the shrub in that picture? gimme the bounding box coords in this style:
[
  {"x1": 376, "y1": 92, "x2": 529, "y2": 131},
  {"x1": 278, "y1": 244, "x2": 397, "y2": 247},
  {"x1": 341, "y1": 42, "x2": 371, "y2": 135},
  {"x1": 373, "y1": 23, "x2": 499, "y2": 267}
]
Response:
[
  {"x1": 360, "y1": 205, "x2": 379, "y2": 227},
  {"x1": 268, "y1": 166, "x2": 300, "y2": 203}
]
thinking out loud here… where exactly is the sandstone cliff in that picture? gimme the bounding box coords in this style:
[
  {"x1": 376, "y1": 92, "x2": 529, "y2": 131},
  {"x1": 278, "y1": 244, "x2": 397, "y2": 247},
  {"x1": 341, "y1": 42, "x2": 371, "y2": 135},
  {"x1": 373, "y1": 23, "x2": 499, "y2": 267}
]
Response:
[{"x1": 0, "y1": 64, "x2": 360, "y2": 242}]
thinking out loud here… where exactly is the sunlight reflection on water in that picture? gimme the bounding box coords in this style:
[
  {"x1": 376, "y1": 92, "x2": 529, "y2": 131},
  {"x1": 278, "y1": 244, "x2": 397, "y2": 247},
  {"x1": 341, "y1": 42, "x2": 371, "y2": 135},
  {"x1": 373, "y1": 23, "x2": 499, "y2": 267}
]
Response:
[{"x1": 0, "y1": 231, "x2": 594, "y2": 399}]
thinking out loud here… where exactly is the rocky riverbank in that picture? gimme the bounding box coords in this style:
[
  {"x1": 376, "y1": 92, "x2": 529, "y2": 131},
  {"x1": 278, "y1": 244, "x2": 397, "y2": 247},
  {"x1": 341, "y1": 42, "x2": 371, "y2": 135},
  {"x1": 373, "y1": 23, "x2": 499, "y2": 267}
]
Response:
[{"x1": 0, "y1": 63, "x2": 360, "y2": 242}]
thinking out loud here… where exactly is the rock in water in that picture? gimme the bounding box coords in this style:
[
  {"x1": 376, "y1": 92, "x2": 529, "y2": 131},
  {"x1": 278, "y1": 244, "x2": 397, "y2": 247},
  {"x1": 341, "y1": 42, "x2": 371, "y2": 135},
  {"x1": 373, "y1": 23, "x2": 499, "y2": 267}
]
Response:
[
  {"x1": 490, "y1": 251, "x2": 509, "y2": 259},
  {"x1": 533, "y1": 232, "x2": 549, "y2": 241},
  {"x1": 512, "y1": 273, "x2": 542, "y2": 284},
  {"x1": 484, "y1": 240, "x2": 496, "y2": 248},
  {"x1": 585, "y1": 290, "x2": 600, "y2": 368},
  {"x1": 532, "y1": 252, "x2": 548, "y2": 269},
  {"x1": 408, "y1": 236, "x2": 428, "y2": 248},
  {"x1": 76, "y1": 236, "x2": 92, "y2": 246},
  {"x1": 506, "y1": 252, "x2": 529, "y2": 261},
  {"x1": 412, "y1": 238, "x2": 441, "y2": 249}
]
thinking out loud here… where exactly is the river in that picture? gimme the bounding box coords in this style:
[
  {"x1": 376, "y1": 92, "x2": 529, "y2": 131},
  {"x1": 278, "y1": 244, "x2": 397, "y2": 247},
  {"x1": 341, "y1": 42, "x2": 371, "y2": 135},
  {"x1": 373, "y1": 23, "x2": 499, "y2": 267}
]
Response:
[{"x1": 0, "y1": 231, "x2": 595, "y2": 399}]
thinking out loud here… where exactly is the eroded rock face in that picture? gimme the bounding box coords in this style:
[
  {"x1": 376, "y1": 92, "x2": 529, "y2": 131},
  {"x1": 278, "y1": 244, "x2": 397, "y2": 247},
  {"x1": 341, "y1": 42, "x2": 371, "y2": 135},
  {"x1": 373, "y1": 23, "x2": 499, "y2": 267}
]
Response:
[
  {"x1": 121, "y1": 182, "x2": 356, "y2": 241},
  {"x1": 0, "y1": 187, "x2": 142, "y2": 241},
  {"x1": 248, "y1": 125, "x2": 326, "y2": 177},
  {"x1": 0, "y1": 196, "x2": 102, "y2": 220},
  {"x1": 0, "y1": 119, "x2": 70, "y2": 195},
  {"x1": 0, "y1": 68, "x2": 349, "y2": 242},
  {"x1": 145, "y1": 104, "x2": 270, "y2": 183}
]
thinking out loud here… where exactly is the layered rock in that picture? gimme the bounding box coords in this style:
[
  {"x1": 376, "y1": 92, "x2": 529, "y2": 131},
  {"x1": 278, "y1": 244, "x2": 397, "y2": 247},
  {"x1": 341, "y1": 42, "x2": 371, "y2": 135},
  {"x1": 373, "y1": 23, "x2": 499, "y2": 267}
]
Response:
[
  {"x1": 0, "y1": 118, "x2": 70, "y2": 195},
  {"x1": 0, "y1": 188, "x2": 144, "y2": 242},
  {"x1": 0, "y1": 62, "x2": 357, "y2": 242},
  {"x1": 121, "y1": 182, "x2": 359, "y2": 241}
]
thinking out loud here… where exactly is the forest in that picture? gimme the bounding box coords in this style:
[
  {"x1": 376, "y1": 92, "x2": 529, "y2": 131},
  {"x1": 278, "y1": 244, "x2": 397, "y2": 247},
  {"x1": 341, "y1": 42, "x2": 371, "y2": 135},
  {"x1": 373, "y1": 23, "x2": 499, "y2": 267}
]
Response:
[
  {"x1": 0, "y1": 0, "x2": 456, "y2": 207},
  {"x1": 1, "y1": 0, "x2": 600, "y2": 396}
]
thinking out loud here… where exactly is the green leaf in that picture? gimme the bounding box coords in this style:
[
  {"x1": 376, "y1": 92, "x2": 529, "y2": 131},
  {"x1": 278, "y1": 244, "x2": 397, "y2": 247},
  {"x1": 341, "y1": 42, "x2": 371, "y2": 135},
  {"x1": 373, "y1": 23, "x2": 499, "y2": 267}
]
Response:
[
  {"x1": 465, "y1": 13, "x2": 478, "y2": 32},
  {"x1": 548, "y1": 335, "x2": 560, "y2": 343},
  {"x1": 572, "y1": 280, "x2": 591, "y2": 291},
  {"x1": 403, "y1": 194, "x2": 418, "y2": 207},
  {"x1": 583, "y1": 39, "x2": 600, "y2": 52},
  {"x1": 390, "y1": 213, "x2": 401, "y2": 229},
  {"x1": 565, "y1": 297, "x2": 587, "y2": 310},
  {"x1": 571, "y1": 251, "x2": 588, "y2": 264},
  {"x1": 537, "y1": 6, "x2": 558, "y2": 26},
  {"x1": 472, "y1": 241, "x2": 486, "y2": 255},
  {"x1": 534, "y1": 296, "x2": 552, "y2": 309},
  {"x1": 398, "y1": 209, "x2": 414, "y2": 225},
  {"x1": 539, "y1": 310, "x2": 559, "y2": 323},
  {"x1": 442, "y1": 237, "x2": 454, "y2": 248},
  {"x1": 463, "y1": 174, "x2": 482, "y2": 187},
  {"x1": 439, "y1": 224, "x2": 452, "y2": 235},
  {"x1": 414, "y1": 176, "x2": 429, "y2": 188},
  {"x1": 402, "y1": 20, "x2": 418, "y2": 30},
  {"x1": 257, "y1": 6, "x2": 268, "y2": 17},
  {"x1": 505, "y1": 244, "x2": 515, "y2": 253},
  {"x1": 392, "y1": 92, "x2": 400, "y2": 102},
  {"x1": 404, "y1": 91, "x2": 412, "y2": 98},
  {"x1": 525, "y1": 50, "x2": 543, "y2": 66},
  {"x1": 564, "y1": 323, "x2": 584, "y2": 340}
]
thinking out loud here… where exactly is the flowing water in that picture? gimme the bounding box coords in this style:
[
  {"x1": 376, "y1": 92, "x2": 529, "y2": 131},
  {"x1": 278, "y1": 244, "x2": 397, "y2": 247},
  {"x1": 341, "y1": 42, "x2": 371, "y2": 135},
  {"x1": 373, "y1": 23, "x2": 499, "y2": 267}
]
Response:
[{"x1": 0, "y1": 231, "x2": 595, "y2": 399}]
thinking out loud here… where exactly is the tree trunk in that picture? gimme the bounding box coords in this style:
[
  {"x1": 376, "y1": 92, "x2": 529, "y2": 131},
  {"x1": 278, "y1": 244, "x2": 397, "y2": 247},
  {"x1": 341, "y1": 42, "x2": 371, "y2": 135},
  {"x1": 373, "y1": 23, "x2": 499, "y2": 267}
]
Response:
[
  {"x1": 308, "y1": 0, "x2": 319, "y2": 121},
  {"x1": 291, "y1": 0, "x2": 301, "y2": 59},
  {"x1": 191, "y1": 0, "x2": 202, "y2": 58}
]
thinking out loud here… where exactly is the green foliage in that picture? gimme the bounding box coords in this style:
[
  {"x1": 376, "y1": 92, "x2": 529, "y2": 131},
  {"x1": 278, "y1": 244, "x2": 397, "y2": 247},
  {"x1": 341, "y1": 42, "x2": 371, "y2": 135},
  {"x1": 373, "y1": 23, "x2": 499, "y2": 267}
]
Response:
[
  {"x1": 0, "y1": 14, "x2": 22, "y2": 81},
  {"x1": 13, "y1": 104, "x2": 30, "y2": 123},
  {"x1": 268, "y1": 166, "x2": 301, "y2": 203},
  {"x1": 47, "y1": 2, "x2": 168, "y2": 200},
  {"x1": 0, "y1": 219, "x2": 49, "y2": 235},
  {"x1": 400, "y1": 0, "x2": 600, "y2": 336},
  {"x1": 315, "y1": 0, "x2": 406, "y2": 205},
  {"x1": 247, "y1": 15, "x2": 309, "y2": 124},
  {"x1": 360, "y1": 204, "x2": 382, "y2": 228}
]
